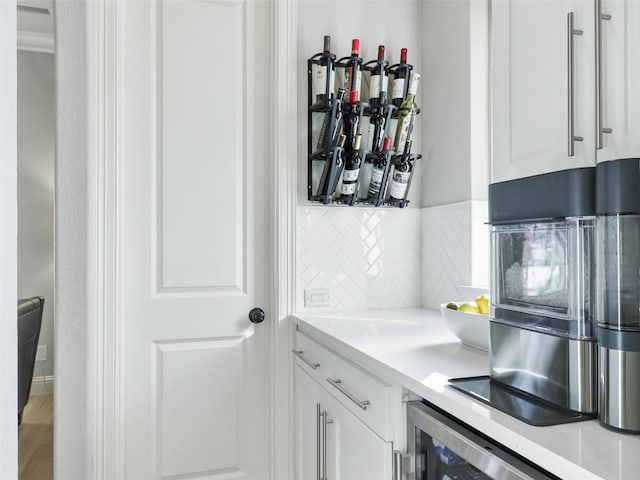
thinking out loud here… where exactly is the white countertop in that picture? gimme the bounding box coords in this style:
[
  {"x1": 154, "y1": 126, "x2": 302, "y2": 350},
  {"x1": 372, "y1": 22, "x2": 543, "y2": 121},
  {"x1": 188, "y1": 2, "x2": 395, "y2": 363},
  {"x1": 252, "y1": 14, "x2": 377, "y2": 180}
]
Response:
[{"x1": 291, "y1": 308, "x2": 640, "y2": 480}]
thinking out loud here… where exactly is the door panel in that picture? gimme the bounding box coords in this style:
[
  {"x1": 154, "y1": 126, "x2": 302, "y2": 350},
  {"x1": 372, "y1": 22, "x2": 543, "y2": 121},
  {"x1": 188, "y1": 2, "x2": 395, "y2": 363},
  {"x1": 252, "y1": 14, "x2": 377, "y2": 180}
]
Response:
[
  {"x1": 154, "y1": 338, "x2": 243, "y2": 477},
  {"x1": 158, "y1": 0, "x2": 245, "y2": 291},
  {"x1": 598, "y1": 0, "x2": 640, "y2": 162},
  {"x1": 123, "y1": 0, "x2": 271, "y2": 478},
  {"x1": 492, "y1": 0, "x2": 595, "y2": 182},
  {"x1": 294, "y1": 366, "x2": 322, "y2": 480},
  {"x1": 326, "y1": 394, "x2": 392, "y2": 480}
]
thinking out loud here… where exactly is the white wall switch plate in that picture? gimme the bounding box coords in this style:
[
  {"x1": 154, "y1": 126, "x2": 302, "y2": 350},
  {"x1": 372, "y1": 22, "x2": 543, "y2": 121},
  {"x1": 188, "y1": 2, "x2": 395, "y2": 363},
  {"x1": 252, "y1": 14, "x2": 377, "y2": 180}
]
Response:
[
  {"x1": 36, "y1": 345, "x2": 47, "y2": 362},
  {"x1": 304, "y1": 288, "x2": 331, "y2": 308}
]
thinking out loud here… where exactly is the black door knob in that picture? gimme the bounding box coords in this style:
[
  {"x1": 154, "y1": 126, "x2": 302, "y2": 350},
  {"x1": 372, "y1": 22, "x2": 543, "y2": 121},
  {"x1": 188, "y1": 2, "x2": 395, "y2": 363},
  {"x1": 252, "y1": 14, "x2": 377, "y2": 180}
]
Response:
[{"x1": 248, "y1": 307, "x2": 265, "y2": 324}]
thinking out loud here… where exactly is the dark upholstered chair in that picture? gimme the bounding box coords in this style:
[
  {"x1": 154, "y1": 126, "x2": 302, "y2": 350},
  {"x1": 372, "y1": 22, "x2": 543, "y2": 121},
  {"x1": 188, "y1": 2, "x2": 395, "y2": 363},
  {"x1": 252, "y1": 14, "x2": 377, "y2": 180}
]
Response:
[{"x1": 17, "y1": 297, "x2": 44, "y2": 425}]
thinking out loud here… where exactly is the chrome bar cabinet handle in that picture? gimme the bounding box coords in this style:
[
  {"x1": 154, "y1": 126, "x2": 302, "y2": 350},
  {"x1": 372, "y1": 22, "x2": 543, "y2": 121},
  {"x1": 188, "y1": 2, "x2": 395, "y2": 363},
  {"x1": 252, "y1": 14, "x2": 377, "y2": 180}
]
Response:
[
  {"x1": 317, "y1": 408, "x2": 332, "y2": 480},
  {"x1": 567, "y1": 12, "x2": 584, "y2": 157},
  {"x1": 393, "y1": 450, "x2": 402, "y2": 480},
  {"x1": 292, "y1": 349, "x2": 320, "y2": 370},
  {"x1": 316, "y1": 403, "x2": 322, "y2": 480},
  {"x1": 595, "y1": 0, "x2": 613, "y2": 149},
  {"x1": 322, "y1": 409, "x2": 328, "y2": 480},
  {"x1": 326, "y1": 378, "x2": 371, "y2": 410}
]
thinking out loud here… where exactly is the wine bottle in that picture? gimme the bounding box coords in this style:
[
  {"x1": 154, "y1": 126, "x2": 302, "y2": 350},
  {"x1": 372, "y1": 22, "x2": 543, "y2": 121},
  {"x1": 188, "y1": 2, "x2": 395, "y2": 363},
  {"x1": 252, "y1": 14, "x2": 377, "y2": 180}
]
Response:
[
  {"x1": 317, "y1": 134, "x2": 347, "y2": 200},
  {"x1": 327, "y1": 134, "x2": 347, "y2": 197},
  {"x1": 368, "y1": 45, "x2": 388, "y2": 109},
  {"x1": 343, "y1": 90, "x2": 361, "y2": 150},
  {"x1": 367, "y1": 110, "x2": 385, "y2": 152},
  {"x1": 314, "y1": 35, "x2": 335, "y2": 103},
  {"x1": 317, "y1": 88, "x2": 346, "y2": 151},
  {"x1": 391, "y1": 48, "x2": 409, "y2": 107},
  {"x1": 344, "y1": 38, "x2": 362, "y2": 99},
  {"x1": 389, "y1": 140, "x2": 413, "y2": 202},
  {"x1": 393, "y1": 72, "x2": 420, "y2": 153},
  {"x1": 368, "y1": 136, "x2": 392, "y2": 199},
  {"x1": 340, "y1": 134, "x2": 363, "y2": 202}
]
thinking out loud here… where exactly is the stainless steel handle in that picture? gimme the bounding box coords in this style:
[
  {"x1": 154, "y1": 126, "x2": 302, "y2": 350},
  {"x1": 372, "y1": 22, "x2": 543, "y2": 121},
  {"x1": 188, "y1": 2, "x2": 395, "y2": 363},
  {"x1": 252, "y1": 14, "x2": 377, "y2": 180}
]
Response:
[
  {"x1": 322, "y1": 410, "x2": 328, "y2": 480},
  {"x1": 326, "y1": 378, "x2": 371, "y2": 410},
  {"x1": 596, "y1": 0, "x2": 613, "y2": 149},
  {"x1": 292, "y1": 349, "x2": 320, "y2": 370},
  {"x1": 393, "y1": 450, "x2": 402, "y2": 480},
  {"x1": 567, "y1": 12, "x2": 584, "y2": 157},
  {"x1": 316, "y1": 403, "x2": 322, "y2": 480},
  {"x1": 319, "y1": 408, "x2": 333, "y2": 480}
]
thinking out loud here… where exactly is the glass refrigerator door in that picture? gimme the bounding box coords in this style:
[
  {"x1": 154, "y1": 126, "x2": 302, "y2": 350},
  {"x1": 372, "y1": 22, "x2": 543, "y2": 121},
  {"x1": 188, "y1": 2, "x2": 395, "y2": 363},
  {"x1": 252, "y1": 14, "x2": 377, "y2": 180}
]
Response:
[
  {"x1": 408, "y1": 401, "x2": 557, "y2": 480},
  {"x1": 416, "y1": 429, "x2": 489, "y2": 480}
]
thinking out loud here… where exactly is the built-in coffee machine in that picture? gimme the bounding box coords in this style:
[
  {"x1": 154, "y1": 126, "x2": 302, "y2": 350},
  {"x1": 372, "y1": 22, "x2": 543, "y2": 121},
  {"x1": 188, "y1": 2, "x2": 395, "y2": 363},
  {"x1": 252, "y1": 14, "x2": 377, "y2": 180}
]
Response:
[
  {"x1": 450, "y1": 167, "x2": 598, "y2": 425},
  {"x1": 596, "y1": 158, "x2": 640, "y2": 434}
]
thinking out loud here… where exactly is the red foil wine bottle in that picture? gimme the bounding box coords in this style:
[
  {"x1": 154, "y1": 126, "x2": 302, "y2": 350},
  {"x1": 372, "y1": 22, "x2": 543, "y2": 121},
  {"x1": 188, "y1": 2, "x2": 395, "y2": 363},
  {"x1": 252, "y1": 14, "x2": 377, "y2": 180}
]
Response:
[
  {"x1": 368, "y1": 136, "x2": 392, "y2": 199},
  {"x1": 340, "y1": 133, "x2": 363, "y2": 202},
  {"x1": 369, "y1": 45, "x2": 388, "y2": 108},
  {"x1": 344, "y1": 38, "x2": 362, "y2": 99},
  {"x1": 391, "y1": 48, "x2": 408, "y2": 107},
  {"x1": 344, "y1": 89, "x2": 361, "y2": 150}
]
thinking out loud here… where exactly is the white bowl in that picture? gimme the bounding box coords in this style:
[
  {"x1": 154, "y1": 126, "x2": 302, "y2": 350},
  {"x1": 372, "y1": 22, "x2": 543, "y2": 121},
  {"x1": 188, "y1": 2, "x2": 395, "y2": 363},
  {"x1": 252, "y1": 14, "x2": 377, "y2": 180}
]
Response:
[{"x1": 440, "y1": 303, "x2": 489, "y2": 351}]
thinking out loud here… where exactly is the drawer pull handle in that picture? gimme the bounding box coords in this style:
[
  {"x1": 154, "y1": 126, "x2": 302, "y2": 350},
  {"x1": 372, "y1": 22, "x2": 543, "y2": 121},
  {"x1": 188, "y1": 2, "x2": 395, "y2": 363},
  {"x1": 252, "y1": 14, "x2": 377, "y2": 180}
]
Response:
[
  {"x1": 327, "y1": 378, "x2": 371, "y2": 410},
  {"x1": 292, "y1": 349, "x2": 320, "y2": 370}
]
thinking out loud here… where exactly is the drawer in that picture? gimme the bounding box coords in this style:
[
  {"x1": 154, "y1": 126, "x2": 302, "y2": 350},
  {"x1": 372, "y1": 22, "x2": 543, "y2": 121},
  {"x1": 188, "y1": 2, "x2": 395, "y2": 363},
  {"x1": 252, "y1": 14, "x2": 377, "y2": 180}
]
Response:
[{"x1": 293, "y1": 328, "x2": 399, "y2": 441}]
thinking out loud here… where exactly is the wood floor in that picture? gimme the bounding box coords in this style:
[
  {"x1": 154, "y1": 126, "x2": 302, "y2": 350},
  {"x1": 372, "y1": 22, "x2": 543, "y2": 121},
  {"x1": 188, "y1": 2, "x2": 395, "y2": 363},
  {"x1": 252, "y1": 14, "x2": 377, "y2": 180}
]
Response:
[{"x1": 18, "y1": 394, "x2": 53, "y2": 480}]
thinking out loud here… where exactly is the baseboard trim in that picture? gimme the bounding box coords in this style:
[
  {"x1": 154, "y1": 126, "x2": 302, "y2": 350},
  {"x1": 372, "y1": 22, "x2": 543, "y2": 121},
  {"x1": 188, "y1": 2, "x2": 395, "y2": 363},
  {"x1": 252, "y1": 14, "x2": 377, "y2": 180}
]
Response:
[{"x1": 30, "y1": 375, "x2": 54, "y2": 395}]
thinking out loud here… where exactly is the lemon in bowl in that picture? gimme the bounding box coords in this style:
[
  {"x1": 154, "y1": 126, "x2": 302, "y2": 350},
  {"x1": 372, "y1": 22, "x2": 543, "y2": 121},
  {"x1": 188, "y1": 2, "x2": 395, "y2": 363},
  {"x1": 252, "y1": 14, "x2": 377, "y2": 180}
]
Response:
[{"x1": 440, "y1": 301, "x2": 489, "y2": 351}]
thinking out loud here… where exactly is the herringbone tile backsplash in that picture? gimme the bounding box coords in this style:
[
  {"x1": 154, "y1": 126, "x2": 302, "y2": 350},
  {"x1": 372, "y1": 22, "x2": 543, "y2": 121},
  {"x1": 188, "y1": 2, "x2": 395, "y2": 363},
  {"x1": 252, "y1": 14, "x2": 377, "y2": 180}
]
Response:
[
  {"x1": 295, "y1": 201, "x2": 489, "y2": 312},
  {"x1": 296, "y1": 206, "x2": 422, "y2": 312},
  {"x1": 420, "y1": 201, "x2": 489, "y2": 310}
]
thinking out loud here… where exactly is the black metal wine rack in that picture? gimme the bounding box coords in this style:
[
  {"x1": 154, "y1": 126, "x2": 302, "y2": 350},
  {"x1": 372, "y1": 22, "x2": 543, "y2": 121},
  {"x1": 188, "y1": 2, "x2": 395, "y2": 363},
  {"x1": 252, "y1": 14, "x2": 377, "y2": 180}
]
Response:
[{"x1": 307, "y1": 45, "x2": 421, "y2": 208}]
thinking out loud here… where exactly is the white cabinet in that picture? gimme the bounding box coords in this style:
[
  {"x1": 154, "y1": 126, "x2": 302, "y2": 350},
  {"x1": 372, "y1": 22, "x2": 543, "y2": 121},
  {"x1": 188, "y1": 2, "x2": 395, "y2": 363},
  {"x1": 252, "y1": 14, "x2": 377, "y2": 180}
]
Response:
[
  {"x1": 295, "y1": 366, "x2": 393, "y2": 480},
  {"x1": 492, "y1": 0, "x2": 596, "y2": 183},
  {"x1": 295, "y1": 365, "x2": 324, "y2": 480},
  {"x1": 597, "y1": 0, "x2": 640, "y2": 162},
  {"x1": 293, "y1": 328, "x2": 404, "y2": 480},
  {"x1": 492, "y1": 0, "x2": 640, "y2": 183},
  {"x1": 325, "y1": 390, "x2": 393, "y2": 480}
]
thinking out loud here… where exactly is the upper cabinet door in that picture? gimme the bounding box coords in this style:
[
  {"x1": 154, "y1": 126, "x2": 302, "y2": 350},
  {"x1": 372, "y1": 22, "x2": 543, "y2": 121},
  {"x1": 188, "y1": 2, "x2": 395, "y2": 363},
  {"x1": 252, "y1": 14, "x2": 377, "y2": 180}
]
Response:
[
  {"x1": 492, "y1": 0, "x2": 596, "y2": 183},
  {"x1": 597, "y1": 0, "x2": 640, "y2": 162}
]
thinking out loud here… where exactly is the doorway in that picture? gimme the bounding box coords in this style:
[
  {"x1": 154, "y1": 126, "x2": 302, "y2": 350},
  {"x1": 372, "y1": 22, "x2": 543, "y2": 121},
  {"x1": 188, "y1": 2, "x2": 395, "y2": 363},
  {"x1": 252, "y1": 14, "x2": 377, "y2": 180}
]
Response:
[{"x1": 16, "y1": 1, "x2": 55, "y2": 479}]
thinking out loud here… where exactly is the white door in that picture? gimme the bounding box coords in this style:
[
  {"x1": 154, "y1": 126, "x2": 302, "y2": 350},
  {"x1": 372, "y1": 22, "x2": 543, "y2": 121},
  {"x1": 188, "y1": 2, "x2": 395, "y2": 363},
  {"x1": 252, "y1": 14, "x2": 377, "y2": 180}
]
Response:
[
  {"x1": 122, "y1": 1, "x2": 271, "y2": 478},
  {"x1": 597, "y1": 0, "x2": 640, "y2": 162},
  {"x1": 492, "y1": 0, "x2": 595, "y2": 183}
]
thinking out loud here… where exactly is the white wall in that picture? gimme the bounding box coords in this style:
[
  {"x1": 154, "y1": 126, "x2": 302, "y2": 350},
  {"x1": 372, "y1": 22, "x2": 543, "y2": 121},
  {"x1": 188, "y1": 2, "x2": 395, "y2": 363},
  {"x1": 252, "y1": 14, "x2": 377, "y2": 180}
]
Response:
[
  {"x1": 419, "y1": 0, "x2": 490, "y2": 305},
  {"x1": 17, "y1": 50, "x2": 55, "y2": 379},
  {"x1": 54, "y1": 1, "x2": 92, "y2": 478},
  {"x1": 420, "y1": 0, "x2": 489, "y2": 207},
  {"x1": 0, "y1": 1, "x2": 18, "y2": 477}
]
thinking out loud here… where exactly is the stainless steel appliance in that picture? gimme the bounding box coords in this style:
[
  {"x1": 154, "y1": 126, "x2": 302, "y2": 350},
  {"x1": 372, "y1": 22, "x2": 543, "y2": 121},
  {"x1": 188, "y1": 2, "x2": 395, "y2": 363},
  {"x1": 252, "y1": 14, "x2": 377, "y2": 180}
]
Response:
[
  {"x1": 490, "y1": 217, "x2": 597, "y2": 413},
  {"x1": 596, "y1": 158, "x2": 640, "y2": 433},
  {"x1": 407, "y1": 401, "x2": 559, "y2": 480},
  {"x1": 450, "y1": 168, "x2": 598, "y2": 425}
]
